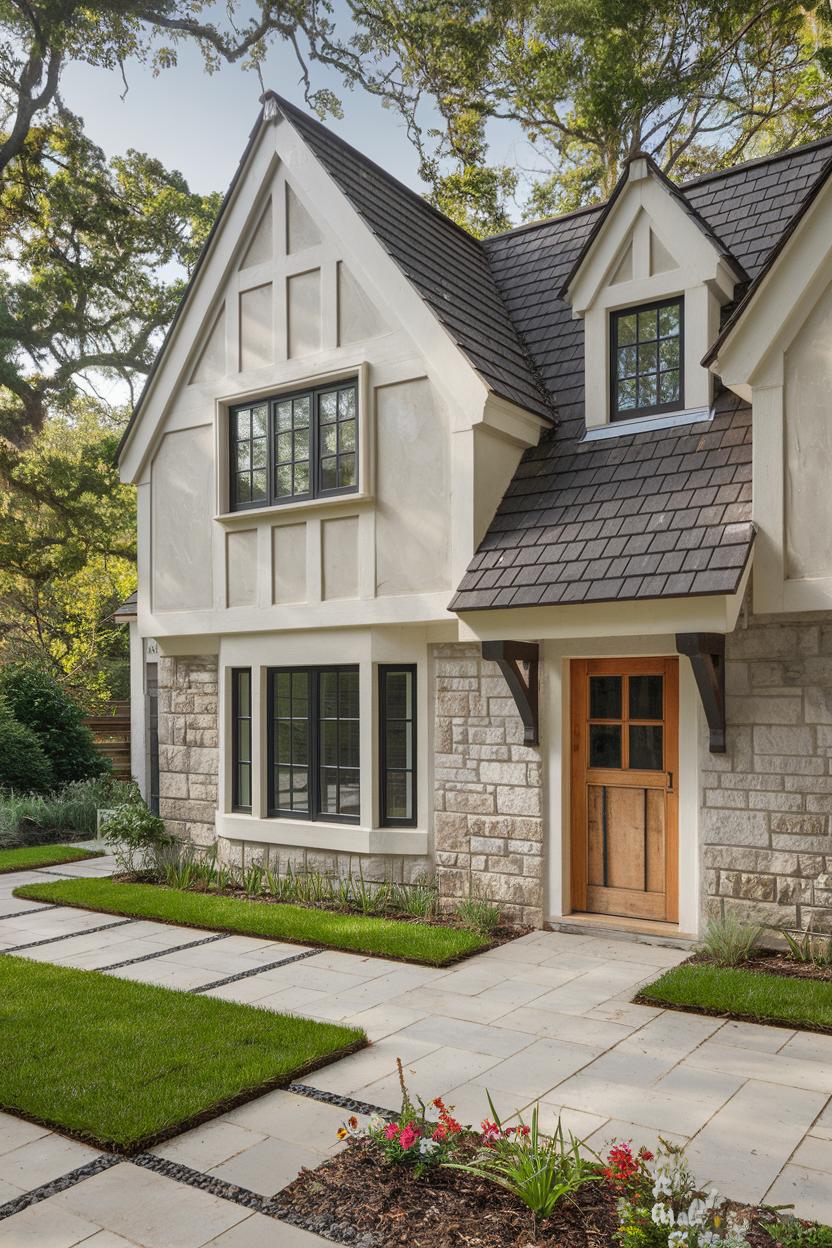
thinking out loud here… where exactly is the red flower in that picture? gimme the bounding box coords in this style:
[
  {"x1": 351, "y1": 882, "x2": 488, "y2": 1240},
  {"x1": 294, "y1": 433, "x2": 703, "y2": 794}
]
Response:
[
  {"x1": 384, "y1": 1123, "x2": 400, "y2": 1141},
  {"x1": 398, "y1": 1124, "x2": 419, "y2": 1151}
]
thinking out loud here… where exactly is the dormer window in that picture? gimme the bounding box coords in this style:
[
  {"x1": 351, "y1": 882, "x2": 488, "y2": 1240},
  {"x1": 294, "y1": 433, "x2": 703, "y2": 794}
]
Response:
[{"x1": 611, "y1": 298, "x2": 683, "y2": 420}]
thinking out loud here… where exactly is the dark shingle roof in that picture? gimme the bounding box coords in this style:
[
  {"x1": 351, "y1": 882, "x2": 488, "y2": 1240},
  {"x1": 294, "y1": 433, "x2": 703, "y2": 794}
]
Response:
[
  {"x1": 451, "y1": 394, "x2": 753, "y2": 610},
  {"x1": 272, "y1": 95, "x2": 553, "y2": 421},
  {"x1": 451, "y1": 135, "x2": 832, "y2": 611}
]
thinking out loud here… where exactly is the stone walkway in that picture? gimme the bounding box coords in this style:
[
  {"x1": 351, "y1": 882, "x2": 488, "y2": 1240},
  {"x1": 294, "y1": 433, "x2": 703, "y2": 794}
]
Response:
[{"x1": 1, "y1": 852, "x2": 831, "y2": 1246}]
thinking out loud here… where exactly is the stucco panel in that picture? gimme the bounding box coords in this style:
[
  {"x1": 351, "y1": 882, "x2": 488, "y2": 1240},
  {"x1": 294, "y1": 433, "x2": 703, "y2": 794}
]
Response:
[
  {"x1": 375, "y1": 379, "x2": 450, "y2": 595},
  {"x1": 239, "y1": 283, "x2": 274, "y2": 371},
  {"x1": 152, "y1": 426, "x2": 214, "y2": 611},
  {"x1": 322, "y1": 515, "x2": 359, "y2": 599},
  {"x1": 784, "y1": 281, "x2": 832, "y2": 581},
  {"x1": 338, "y1": 262, "x2": 386, "y2": 345},
  {"x1": 272, "y1": 522, "x2": 307, "y2": 603},
  {"x1": 227, "y1": 529, "x2": 257, "y2": 607},
  {"x1": 287, "y1": 269, "x2": 321, "y2": 358}
]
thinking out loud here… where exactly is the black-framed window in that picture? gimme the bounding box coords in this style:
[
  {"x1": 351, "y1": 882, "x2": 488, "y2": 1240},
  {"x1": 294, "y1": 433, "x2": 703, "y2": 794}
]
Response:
[
  {"x1": 230, "y1": 379, "x2": 358, "y2": 511},
  {"x1": 611, "y1": 298, "x2": 683, "y2": 420},
  {"x1": 379, "y1": 666, "x2": 417, "y2": 827},
  {"x1": 232, "y1": 668, "x2": 252, "y2": 811},
  {"x1": 268, "y1": 665, "x2": 360, "y2": 822}
]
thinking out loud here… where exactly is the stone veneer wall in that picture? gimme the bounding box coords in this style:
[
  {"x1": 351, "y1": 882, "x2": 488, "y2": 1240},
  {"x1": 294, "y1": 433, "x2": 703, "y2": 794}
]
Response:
[
  {"x1": 158, "y1": 655, "x2": 219, "y2": 847},
  {"x1": 433, "y1": 642, "x2": 545, "y2": 927},
  {"x1": 216, "y1": 840, "x2": 432, "y2": 884},
  {"x1": 703, "y1": 606, "x2": 832, "y2": 933}
]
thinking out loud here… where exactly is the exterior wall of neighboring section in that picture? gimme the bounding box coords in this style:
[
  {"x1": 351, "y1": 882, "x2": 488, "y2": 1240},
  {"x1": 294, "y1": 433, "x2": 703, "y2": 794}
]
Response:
[
  {"x1": 157, "y1": 655, "x2": 220, "y2": 847},
  {"x1": 432, "y1": 643, "x2": 545, "y2": 927},
  {"x1": 701, "y1": 602, "x2": 832, "y2": 934}
]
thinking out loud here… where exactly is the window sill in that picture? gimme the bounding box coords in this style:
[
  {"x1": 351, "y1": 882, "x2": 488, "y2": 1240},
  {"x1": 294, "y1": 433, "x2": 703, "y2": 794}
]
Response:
[
  {"x1": 216, "y1": 811, "x2": 428, "y2": 856},
  {"x1": 582, "y1": 406, "x2": 711, "y2": 442},
  {"x1": 214, "y1": 492, "x2": 372, "y2": 525}
]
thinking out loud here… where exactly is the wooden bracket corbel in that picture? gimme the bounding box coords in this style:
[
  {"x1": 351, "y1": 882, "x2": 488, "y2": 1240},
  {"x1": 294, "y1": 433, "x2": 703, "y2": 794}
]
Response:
[
  {"x1": 481, "y1": 641, "x2": 539, "y2": 747},
  {"x1": 676, "y1": 632, "x2": 726, "y2": 753}
]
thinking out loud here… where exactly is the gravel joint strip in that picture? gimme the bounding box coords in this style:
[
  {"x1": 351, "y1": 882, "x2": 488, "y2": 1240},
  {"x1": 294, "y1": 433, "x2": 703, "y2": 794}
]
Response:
[
  {"x1": 0, "y1": 905, "x2": 58, "y2": 921},
  {"x1": 98, "y1": 931, "x2": 230, "y2": 972},
  {"x1": 0, "y1": 1153, "x2": 121, "y2": 1221},
  {"x1": 189, "y1": 944, "x2": 322, "y2": 994},
  {"x1": 288, "y1": 1083, "x2": 396, "y2": 1122},
  {"x1": 2, "y1": 917, "x2": 137, "y2": 954}
]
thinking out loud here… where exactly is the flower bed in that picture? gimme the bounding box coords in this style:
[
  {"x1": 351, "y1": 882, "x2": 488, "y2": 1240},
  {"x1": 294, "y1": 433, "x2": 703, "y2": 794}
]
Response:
[{"x1": 275, "y1": 1077, "x2": 829, "y2": 1248}]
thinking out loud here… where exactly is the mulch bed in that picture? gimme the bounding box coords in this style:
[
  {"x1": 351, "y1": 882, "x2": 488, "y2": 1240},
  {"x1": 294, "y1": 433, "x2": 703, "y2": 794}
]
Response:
[
  {"x1": 273, "y1": 1140, "x2": 790, "y2": 1248},
  {"x1": 688, "y1": 952, "x2": 832, "y2": 982}
]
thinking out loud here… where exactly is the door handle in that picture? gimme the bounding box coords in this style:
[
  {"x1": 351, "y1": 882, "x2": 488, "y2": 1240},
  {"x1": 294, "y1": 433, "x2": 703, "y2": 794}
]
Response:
[{"x1": 666, "y1": 771, "x2": 674, "y2": 793}]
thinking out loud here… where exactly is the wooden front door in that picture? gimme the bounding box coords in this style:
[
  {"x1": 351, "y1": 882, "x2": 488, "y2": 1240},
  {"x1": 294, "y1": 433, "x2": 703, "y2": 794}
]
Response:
[{"x1": 570, "y1": 658, "x2": 679, "y2": 923}]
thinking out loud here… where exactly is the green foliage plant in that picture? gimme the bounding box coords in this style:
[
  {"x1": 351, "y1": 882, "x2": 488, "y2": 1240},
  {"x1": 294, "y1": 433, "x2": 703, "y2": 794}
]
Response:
[
  {"x1": 695, "y1": 913, "x2": 764, "y2": 966},
  {"x1": 456, "y1": 895, "x2": 502, "y2": 936},
  {"x1": 0, "y1": 695, "x2": 54, "y2": 793},
  {"x1": 0, "y1": 662, "x2": 107, "y2": 783},
  {"x1": 765, "y1": 1219, "x2": 832, "y2": 1248},
  {"x1": 100, "y1": 802, "x2": 173, "y2": 874},
  {"x1": 445, "y1": 1095, "x2": 598, "y2": 1224},
  {"x1": 782, "y1": 925, "x2": 832, "y2": 968}
]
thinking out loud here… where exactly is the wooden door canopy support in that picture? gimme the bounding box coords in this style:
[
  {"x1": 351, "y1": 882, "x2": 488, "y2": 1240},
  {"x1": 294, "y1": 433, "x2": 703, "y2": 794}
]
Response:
[
  {"x1": 676, "y1": 632, "x2": 726, "y2": 754},
  {"x1": 481, "y1": 641, "x2": 539, "y2": 746}
]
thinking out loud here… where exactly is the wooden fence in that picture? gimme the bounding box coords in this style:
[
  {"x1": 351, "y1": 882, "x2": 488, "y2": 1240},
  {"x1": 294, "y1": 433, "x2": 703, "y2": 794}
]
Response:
[{"x1": 84, "y1": 702, "x2": 131, "y2": 780}]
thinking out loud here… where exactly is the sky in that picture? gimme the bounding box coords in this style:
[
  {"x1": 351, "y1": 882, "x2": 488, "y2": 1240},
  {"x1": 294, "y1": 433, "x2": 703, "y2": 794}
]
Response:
[{"x1": 60, "y1": 8, "x2": 507, "y2": 206}]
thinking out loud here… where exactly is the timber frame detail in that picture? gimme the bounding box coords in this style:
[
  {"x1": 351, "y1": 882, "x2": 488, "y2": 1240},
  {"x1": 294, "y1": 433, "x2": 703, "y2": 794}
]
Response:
[
  {"x1": 481, "y1": 641, "x2": 540, "y2": 746},
  {"x1": 676, "y1": 632, "x2": 726, "y2": 753}
]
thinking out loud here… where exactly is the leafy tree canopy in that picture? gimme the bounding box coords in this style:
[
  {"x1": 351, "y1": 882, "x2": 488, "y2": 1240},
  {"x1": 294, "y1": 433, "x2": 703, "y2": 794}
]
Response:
[{"x1": 351, "y1": 0, "x2": 832, "y2": 230}]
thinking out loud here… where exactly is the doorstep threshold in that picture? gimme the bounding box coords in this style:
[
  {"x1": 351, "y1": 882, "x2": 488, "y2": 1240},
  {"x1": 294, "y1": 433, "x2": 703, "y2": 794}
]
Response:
[{"x1": 546, "y1": 912, "x2": 696, "y2": 951}]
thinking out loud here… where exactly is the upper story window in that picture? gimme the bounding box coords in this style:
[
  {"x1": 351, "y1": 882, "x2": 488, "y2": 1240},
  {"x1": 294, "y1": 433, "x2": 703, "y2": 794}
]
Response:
[
  {"x1": 230, "y1": 378, "x2": 358, "y2": 511},
  {"x1": 611, "y1": 298, "x2": 683, "y2": 421}
]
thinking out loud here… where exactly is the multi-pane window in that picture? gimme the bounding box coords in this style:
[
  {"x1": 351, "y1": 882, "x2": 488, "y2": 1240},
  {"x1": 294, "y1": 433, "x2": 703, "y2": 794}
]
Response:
[
  {"x1": 611, "y1": 299, "x2": 683, "y2": 420},
  {"x1": 268, "y1": 666, "x2": 360, "y2": 822},
  {"x1": 232, "y1": 669, "x2": 253, "y2": 811},
  {"x1": 379, "y1": 666, "x2": 416, "y2": 827},
  {"x1": 230, "y1": 380, "x2": 358, "y2": 511}
]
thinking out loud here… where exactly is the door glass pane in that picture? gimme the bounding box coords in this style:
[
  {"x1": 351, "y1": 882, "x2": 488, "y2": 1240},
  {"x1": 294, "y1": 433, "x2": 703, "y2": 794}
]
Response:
[
  {"x1": 629, "y1": 675, "x2": 663, "y2": 720},
  {"x1": 589, "y1": 675, "x2": 621, "y2": 719},
  {"x1": 629, "y1": 724, "x2": 663, "y2": 770},
  {"x1": 589, "y1": 723, "x2": 621, "y2": 768}
]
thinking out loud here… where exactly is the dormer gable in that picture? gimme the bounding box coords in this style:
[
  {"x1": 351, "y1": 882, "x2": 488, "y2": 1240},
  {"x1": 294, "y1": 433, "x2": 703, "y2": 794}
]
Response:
[{"x1": 561, "y1": 155, "x2": 746, "y2": 431}]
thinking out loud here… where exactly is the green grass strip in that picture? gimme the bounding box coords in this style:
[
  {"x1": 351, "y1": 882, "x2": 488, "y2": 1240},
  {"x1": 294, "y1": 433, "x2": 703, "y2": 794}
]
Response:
[
  {"x1": 0, "y1": 955, "x2": 362, "y2": 1150},
  {"x1": 0, "y1": 843, "x2": 102, "y2": 874},
  {"x1": 638, "y1": 961, "x2": 832, "y2": 1032},
  {"x1": 14, "y1": 876, "x2": 489, "y2": 965}
]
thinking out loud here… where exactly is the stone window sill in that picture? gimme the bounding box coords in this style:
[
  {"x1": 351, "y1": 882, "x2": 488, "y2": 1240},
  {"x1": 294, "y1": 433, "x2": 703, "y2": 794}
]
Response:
[{"x1": 216, "y1": 812, "x2": 428, "y2": 856}]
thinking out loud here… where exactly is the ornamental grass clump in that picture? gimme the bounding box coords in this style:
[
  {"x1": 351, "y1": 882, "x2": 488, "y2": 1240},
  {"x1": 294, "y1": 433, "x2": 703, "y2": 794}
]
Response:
[
  {"x1": 603, "y1": 1138, "x2": 751, "y2": 1248},
  {"x1": 445, "y1": 1094, "x2": 598, "y2": 1224},
  {"x1": 696, "y1": 913, "x2": 763, "y2": 966}
]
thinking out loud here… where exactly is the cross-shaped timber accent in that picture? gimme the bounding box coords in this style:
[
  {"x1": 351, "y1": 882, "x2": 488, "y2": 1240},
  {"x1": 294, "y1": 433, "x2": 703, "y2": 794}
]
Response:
[
  {"x1": 676, "y1": 632, "x2": 726, "y2": 753},
  {"x1": 481, "y1": 641, "x2": 540, "y2": 747}
]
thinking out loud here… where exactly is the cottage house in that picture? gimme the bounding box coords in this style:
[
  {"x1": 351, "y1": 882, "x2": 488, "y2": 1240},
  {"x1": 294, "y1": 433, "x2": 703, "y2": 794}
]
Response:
[{"x1": 118, "y1": 93, "x2": 832, "y2": 937}]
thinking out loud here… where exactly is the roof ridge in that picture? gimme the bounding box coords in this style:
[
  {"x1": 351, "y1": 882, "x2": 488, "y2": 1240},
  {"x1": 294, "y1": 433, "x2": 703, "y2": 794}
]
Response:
[
  {"x1": 680, "y1": 132, "x2": 832, "y2": 190},
  {"x1": 266, "y1": 92, "x2": 484, "y2": 252}
]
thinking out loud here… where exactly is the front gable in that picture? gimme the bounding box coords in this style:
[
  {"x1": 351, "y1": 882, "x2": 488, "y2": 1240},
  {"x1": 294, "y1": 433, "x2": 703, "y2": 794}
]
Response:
[
  {"x1": 562, "y1": 157, "x2": 744, "y2": 429},
  {"x1": 121, "y1": 103, "x2": 544, "y2": 639}
]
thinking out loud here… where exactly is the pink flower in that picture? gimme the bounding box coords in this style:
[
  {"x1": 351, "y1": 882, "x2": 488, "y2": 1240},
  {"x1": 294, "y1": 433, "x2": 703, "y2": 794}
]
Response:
[
  {"x1": 384, "y1": 1123, "x2": 400, "y2": 1140},
  {"x1": 398, "y1": 1125, "x2": 419, "y2": 1151}
]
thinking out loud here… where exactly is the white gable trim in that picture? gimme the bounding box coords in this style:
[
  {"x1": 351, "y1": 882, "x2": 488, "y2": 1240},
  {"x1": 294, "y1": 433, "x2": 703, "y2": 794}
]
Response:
[
  {"x1": 119, "y1": 111, "x2": 492, "y2": 483},
  {"x1": 566, "y1": 160, "x2": 740, "y2": 315},
  {"x1": 708, "y1": 172, "x2": 832, "y2": 391}
]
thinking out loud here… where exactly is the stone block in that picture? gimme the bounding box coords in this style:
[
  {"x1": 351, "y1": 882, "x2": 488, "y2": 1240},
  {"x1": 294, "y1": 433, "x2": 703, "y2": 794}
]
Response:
[
  {"x1": 753, "y1": 725, "x2": 815, "y2": 755},
  {"x1": 729, "y1": 696, "x2": 803, "y2": 726},
  {"x1": 479, "y1": 761, "x2": 528, "y2": 786},
  {"x1": 437, "y1": 691, "x2": 470, "y2": 717},
  {"x1": 435, "y1": 812, "x2": 470, "y2": 851},
  {"x1": 701, "y1": 808, "x2": 769, "y2": 846},
  {"x1": 495, "y1": 786, "x2": 541, "y2": 816},
  {"x1": 771, "y1": 814, "x2": 827, "y2": 839},
  {"x1": 444, "y1": 789, "x2": 495, "y2": 815},
  {"x1": 805, "y1": 687, "x2": 832, "y2": 725}
]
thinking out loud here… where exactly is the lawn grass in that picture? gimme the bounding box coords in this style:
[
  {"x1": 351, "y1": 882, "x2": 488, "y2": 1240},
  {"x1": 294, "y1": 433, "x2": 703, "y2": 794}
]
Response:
[
  {"x1": 0, "y1": 842, "x2": 102, "y2": 874},
  {"x1": 637, "y1": 961, "x2": 832, "y2": 1032},
  {"x1": 13, "y1": 877, "x2": 490, "y2": 965},
  {"x1": 0, "y1": 955, "x2": 363, "y2": 1151}
]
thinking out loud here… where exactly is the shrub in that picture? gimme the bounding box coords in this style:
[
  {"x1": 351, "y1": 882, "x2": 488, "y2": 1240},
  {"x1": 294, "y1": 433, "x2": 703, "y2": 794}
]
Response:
[
  {"x1": 0, "y1": 697, "x2": 54, "y2": 794},
  {"x1": 100, "y1": 802, "x2": 173, "y2": 873},
  {"x1": 696, "y1": 913, "x2": 763, "y2": 966},
  {"x1": 0, "y1": 776, "x2": 141, "y2": 849},
  {"x1": 0, "y1": 662, "x2": 109, "y2": 784},
  {"x1": 456, "y1": 896, "x2": 502, "y2": 936}
]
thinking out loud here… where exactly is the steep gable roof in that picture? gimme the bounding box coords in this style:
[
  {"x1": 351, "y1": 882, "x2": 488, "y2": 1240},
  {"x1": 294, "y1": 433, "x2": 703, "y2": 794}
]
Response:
[{"x1": 269, "y1": 94, "x2": 552, "y2": 420}]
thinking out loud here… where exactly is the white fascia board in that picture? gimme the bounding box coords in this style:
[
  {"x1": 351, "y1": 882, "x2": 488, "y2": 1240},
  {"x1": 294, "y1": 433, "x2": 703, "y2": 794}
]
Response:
[
  {"x1": 568, "y1": 174, "x2": 737, "y2": 315},
  {"x1": 709, "y1": 178, "x2": 832, "y2": 388},
  {"x1": 479, "y1": 392, "x2": 548, "y2": 447},
  {"x1": 120, "y1": 112, "x2": 492, "y2": 484},
  {"x1": 456, "y1": 565, "x2": 752, "y2": 643}
]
